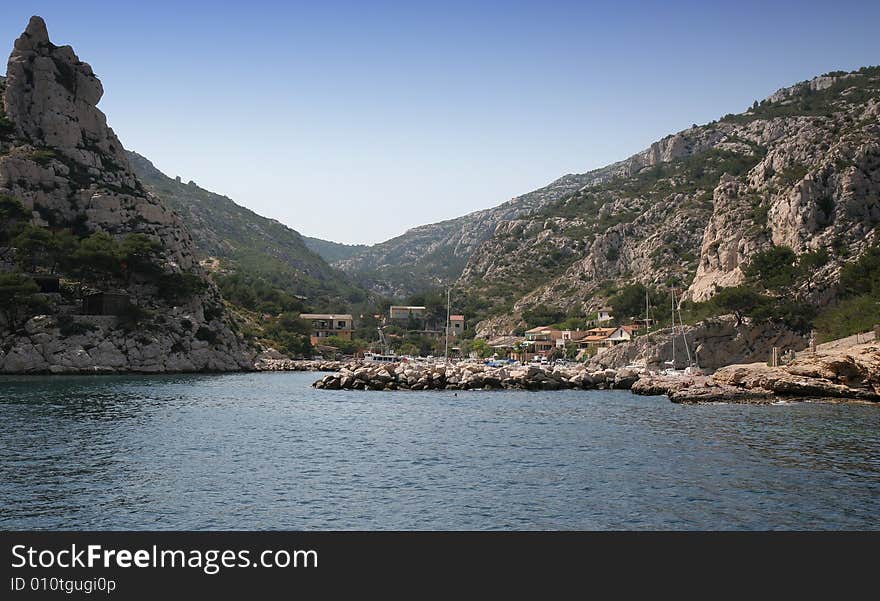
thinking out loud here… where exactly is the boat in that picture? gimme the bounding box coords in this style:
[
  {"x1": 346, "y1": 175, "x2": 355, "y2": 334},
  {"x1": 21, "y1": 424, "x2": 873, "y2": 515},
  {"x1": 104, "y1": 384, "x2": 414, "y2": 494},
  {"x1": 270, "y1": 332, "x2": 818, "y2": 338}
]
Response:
[
  {"x1": 363, "y1": 351, "x2": 398, "y2": 363},
  {"x1": 662, "y1": 286, "x2": 696, "y2": 376},
  {"x1": 364, "y1": 326, "x2": 399, "y2": 363}
]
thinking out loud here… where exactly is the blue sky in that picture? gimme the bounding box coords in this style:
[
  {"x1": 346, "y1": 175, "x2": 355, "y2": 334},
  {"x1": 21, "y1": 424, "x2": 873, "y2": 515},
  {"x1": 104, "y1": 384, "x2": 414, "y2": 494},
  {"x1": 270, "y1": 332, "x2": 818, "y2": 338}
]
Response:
[{"x1": 2, "y1": 1, "x2": 879, "y2": 244}]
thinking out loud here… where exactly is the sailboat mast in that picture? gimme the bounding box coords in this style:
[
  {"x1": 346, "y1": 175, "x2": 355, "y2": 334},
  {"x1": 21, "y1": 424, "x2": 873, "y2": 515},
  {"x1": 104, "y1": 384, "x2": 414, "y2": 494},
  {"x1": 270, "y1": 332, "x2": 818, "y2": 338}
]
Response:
[
  {"x1": 670, "y1": 287, "x2": 676, "y2": 367},
  {"x1": 676, "y1": 301, "x2": 693, "y2": 367}
]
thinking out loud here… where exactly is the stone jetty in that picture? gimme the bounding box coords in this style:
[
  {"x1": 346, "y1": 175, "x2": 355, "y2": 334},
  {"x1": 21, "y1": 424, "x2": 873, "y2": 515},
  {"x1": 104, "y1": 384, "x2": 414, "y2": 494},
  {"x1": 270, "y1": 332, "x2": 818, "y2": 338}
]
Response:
[
  {"x1": 255, "y1": 355, "x2": 356, "y2": 372},
  {"x1": 312, "y1": 362, "x2": 640, "y2": 391}
]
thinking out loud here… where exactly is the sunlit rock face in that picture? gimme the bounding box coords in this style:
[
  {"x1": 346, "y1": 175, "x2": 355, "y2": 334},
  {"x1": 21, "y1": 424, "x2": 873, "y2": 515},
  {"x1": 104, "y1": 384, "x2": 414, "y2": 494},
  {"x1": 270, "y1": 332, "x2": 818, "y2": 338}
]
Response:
[{"x1": 0, "y1": 16, "x2": 256, "y2": 373}]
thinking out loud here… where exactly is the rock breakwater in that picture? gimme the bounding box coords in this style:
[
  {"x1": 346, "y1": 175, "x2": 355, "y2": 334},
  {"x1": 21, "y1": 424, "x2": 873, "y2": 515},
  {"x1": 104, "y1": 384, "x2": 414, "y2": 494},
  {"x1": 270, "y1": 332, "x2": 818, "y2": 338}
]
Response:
[{"x1": 312, "y1": 362, "x2": 640, "y2": 391}]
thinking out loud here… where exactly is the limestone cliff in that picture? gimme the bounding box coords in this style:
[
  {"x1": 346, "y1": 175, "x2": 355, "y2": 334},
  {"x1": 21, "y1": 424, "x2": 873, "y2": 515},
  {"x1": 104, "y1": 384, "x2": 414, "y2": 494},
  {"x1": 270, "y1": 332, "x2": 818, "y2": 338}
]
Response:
[
  {"x1": 324, "y1": 67, "x2": 878, "y2": 340},
  {"x1": 0, "y1": 17, "x2": 255, "y2": 373},
  {"x1": 454, "y1": 68, "x2": 880, "y2": 336}
]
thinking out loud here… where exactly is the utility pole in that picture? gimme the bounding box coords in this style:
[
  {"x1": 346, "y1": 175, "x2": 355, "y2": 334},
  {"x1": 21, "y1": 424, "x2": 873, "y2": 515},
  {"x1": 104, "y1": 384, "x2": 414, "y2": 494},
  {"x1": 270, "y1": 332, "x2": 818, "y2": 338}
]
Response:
[{"x1": 445, "y1": 285, "x2": 451, "y2": 363}]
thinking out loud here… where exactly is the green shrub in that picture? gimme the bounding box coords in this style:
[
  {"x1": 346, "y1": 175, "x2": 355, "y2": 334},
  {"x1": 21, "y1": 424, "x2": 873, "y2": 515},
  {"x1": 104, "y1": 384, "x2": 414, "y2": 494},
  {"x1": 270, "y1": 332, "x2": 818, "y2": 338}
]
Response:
[
  {"x1": 31, "y1": 148, "x2": 56, "y2": 165},
  {"x1": 744, "y1": 246, "x2": 798, "y2": 291},
  {"x1": 57, "y1": 315, "x2": 98, "y2": 337},
  {"x1": 118, "y1": 303, "x2": 152, "y2": 331},
  {"x1": 120, "y1": 234, "x2": 162, "y2": 276},
  {"x1": 72, "y1": 232, "x2": 123, "y2": 277},
  {"x1": 0, "y1": 272, "x2": 45, "y2": 328},
  {"x1": 157, "y1": 272, "x2": 208, "y2": 302},
  {"x1": 814, "y1": 295, "x2": 880, "y2": 342},
  {"x1": 195, "y1": 326, "x2": 218, "y2": 343},
  {"x1": 0, "y1": 195, "x2": 28, "y2": 244},
  {"x1": 839, "y1": 244, "x2": 880, "y2": 297},
  {"x1": 609, "y1": 283, "x2": 664, "y2": 322},
  {"x1": 522, "y1": 306, "x2": 566, "y2": 328},
  {"x1": 779, "y1": 163, "x2": 809, "y2": 185},
  {"x1": 0, "y1": 114, "x2": 15, "y2": 137}
]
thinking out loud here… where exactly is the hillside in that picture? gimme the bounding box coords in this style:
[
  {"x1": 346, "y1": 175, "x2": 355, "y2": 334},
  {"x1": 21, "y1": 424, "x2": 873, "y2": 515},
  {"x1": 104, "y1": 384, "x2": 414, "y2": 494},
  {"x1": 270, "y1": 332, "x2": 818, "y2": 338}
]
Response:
[
  {"x1": 302, "y1": 235, "x2": 368, "y2": 263},
  {"x1": 128, "y1": 151, "x2": 369, "y2": 309},
  {"x1": 330, "y1": 172, "x2": 617, "y2": 297},
  {"x1": 330, "y1": 115, "x2": 755, "y2": 297},
  {"x1": 328, "y1": 68, "x2": 880, "y2": 342},
  {"x1": 460, "y1": 68, "x2": 880, "y2": 336}
]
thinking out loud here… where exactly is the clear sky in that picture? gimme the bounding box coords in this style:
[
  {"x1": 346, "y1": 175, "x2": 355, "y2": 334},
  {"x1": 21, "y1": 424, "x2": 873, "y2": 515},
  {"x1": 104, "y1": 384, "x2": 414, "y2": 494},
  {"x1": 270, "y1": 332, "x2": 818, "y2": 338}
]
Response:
[{"x1": 2, "y1": 1, "x2": 879, "y2": 244}]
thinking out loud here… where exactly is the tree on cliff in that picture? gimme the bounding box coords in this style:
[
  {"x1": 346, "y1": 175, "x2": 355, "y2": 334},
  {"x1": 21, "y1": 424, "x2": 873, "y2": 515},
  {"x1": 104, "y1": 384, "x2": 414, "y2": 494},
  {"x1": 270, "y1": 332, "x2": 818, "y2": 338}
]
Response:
[
  {"x1": 0, "y1": 195, "x2": 28, "y2": 251},
  {"x1": 0, "y1": 273, "x2": 44, "y2": 329},
  {"x1": 710, "y1": 287, "x2": 763, "y2": 327}
]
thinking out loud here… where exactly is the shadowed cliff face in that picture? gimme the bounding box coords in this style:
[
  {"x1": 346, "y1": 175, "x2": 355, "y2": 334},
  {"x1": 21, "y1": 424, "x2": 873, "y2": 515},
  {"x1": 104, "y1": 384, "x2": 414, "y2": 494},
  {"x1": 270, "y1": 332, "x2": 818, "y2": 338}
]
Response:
[{"x1": 0, "y1": 16, "x2": 255, "y2": 373}]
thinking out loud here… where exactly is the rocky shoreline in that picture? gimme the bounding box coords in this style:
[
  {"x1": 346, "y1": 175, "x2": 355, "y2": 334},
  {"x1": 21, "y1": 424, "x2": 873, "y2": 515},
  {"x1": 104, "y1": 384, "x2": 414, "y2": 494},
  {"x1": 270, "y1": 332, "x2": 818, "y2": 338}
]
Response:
[
  {"x1": 309, "y1": 333, "x2": 879, "y2": 404},
  {"x1": 633, "y1": 335, "x2": 879, "y2": 403}
]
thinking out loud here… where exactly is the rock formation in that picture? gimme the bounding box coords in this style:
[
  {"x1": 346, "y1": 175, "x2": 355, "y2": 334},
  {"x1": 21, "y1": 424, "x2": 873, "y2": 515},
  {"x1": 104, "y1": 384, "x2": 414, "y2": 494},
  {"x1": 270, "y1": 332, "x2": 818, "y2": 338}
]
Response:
[
  {"x1": 0, "y1": 17, "x2": 255, "y2": 373},
  {"x1": 584, "y1": 316, "x2": 806, "y2": 372},
  {"x1": 634, "y1": 332, "x2": 879, "y2": 403},
  {"x1": 2, "y1": 17, "x2": 193, "y2": 268}
]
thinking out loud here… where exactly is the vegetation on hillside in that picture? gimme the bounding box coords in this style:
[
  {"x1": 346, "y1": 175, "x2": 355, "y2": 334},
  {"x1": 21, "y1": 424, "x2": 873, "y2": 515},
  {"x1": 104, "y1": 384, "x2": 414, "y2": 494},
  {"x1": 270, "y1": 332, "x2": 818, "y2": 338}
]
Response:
[
  {"x1": 302, "y1": 236, "x2": 368, "y2": 263},
  {"x1": 0, "y1": 198, "x2": 212, "y2": 331},
  {"x1": 812, "y1": 241, "x2": 880, "y2": 341},
  {"x1": 128, "y1": 151, "x2": 369, "y2": 311},
  {"x1": 721, "y1": 65, "x2": 880, "y2": 124}
]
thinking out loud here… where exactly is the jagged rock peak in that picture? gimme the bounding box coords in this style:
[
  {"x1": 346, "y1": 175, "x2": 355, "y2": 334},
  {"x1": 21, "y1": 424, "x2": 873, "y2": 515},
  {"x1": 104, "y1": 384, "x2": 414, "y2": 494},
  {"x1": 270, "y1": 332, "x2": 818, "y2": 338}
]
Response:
[
  {"x1": 3, "y1": 15, "x2": 127, "y2": 168},
  {"x1": 0, "y1": 15, "x2": 194, "y2": 269},
  {"x1": 18, "y1": 15, "x2": 50, "y2": 47}
]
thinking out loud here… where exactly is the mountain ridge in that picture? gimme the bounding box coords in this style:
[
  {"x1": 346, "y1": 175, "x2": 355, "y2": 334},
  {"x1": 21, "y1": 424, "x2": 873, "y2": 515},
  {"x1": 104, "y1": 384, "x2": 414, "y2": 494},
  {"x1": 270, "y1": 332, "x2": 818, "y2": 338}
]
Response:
[
  {"x1": 312, "y1": 66, "x2": 879, "y2": 340},
  {"x1": 127, "y1": 150, "x2": 367, "y2": 307}
]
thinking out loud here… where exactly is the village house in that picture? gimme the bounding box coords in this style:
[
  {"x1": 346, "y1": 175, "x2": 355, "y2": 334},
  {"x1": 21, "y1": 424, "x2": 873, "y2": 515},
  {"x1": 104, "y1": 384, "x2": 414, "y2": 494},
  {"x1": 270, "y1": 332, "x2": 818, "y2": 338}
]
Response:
[
  {"x1": 579, "y1": 327, "x2": 618, "y2": 348},
  {"x1": 578, "y1": 325, "x2": 642, "y2": 352},
  {"x1": 299, "y1": 313, "x2": 354, "y2": 346},
  {"x1": 525, "y1": 326, "x2": 563, "y2": 357},
  {"x1": 387, "y1": 305, "x2": 436, "y2": 330},
  {"x1": 485, "y1": 335, "x2": 523, "y2": 359},
  {"x1": 608, "y1": 324, "x2": 639, "y2": 342},
  {"x1": 597, "y1": 307, "x2": 613, "y2": 323},
  {"x1": 556, "y1": 329, "x2": 587, "y2": 349},
  {"x1": 450, "y1": 314, "x2": 465, "y2": 337}
]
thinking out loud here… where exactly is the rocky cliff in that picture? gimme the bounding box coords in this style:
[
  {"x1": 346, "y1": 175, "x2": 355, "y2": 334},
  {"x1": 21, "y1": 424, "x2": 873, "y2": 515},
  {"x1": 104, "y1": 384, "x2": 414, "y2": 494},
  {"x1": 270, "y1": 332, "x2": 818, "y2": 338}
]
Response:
[
  {"x1": 0, "y1": 17, "x2": 254, "y2": 373},
  {"x1": 456, "y1": 68, "x2": 880, "y2": 335},
  {"x1": 331, "y1": 68, "x2": 879, "y2": 328},
  {"x1": 639, "y1": 331, "x2": 880, "y2": 403}
]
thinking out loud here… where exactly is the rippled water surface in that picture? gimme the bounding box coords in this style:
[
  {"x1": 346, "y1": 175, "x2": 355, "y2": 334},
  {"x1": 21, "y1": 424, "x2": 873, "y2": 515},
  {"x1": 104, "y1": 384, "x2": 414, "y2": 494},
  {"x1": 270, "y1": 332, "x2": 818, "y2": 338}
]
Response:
[{"x1": 1, "y1": 372, "x2": 878, "y2": 530}]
